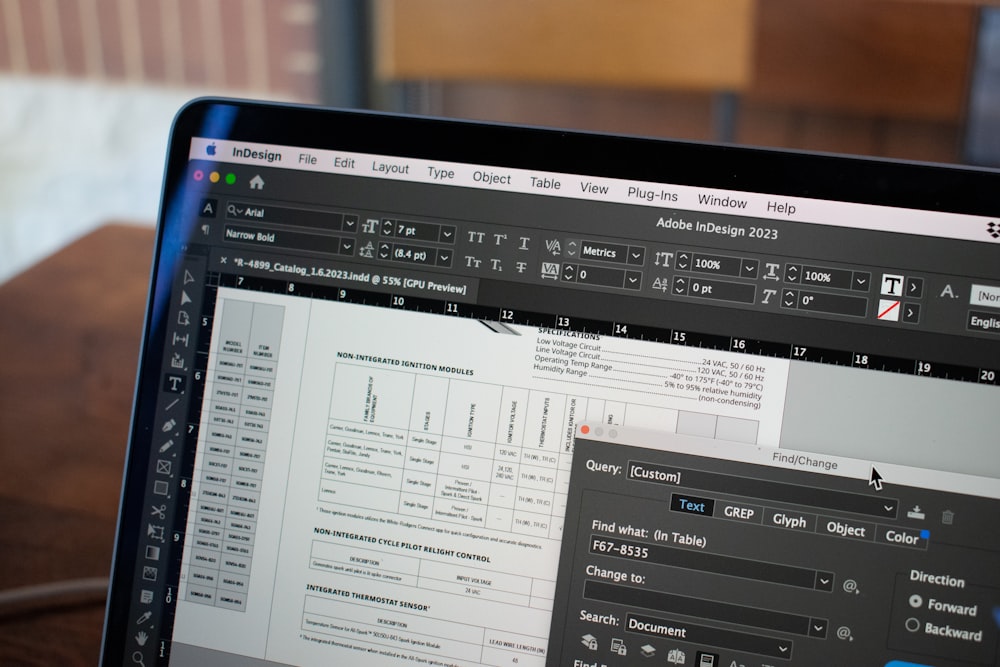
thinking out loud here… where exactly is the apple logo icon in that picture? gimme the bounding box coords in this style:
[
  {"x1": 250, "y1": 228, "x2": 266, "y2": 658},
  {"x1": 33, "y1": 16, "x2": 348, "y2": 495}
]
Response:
[{"x1": 207, "y1": 142, "x2": 217, "y2": 156}]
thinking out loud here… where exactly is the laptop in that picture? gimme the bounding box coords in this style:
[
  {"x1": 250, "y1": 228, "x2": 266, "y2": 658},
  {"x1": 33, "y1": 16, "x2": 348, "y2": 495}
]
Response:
[{"x1": 101, "y1": 98, "x2": 1000, "y2": 666}]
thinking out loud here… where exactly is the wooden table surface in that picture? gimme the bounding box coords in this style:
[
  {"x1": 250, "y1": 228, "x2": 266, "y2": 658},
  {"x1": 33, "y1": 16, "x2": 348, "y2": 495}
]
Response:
[{"x1": 0, "y1": 225, "x2": 154, "y2": 665}]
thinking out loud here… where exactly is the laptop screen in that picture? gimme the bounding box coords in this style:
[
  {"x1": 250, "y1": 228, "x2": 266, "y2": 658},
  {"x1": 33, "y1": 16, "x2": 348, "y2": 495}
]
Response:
[{"x1": 102, "y1": 100, "x2": 1000, "y2": 667}]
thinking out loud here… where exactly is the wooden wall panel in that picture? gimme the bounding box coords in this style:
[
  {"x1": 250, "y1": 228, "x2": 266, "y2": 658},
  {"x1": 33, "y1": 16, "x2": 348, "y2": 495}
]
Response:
[
  {"x1": 749, "y1": 0, "x2": 977, "y2": 121},
  {"x1": 438, "y1": 82, "x2": 716, "y2": 139},
  {"x1": 377, "y1": 0, "x2": 755, "y2": 91}
]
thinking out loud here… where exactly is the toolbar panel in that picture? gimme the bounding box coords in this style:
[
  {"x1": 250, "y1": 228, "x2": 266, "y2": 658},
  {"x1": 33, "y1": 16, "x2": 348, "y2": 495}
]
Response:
[{"x1": 195, "y1": 184, "x2": 999, "y2": 344}]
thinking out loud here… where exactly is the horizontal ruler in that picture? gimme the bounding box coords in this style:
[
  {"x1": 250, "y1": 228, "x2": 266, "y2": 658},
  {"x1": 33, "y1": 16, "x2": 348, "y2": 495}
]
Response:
[{"x1": 212, "y1": 271, "x2": 1000, "y2": 388}]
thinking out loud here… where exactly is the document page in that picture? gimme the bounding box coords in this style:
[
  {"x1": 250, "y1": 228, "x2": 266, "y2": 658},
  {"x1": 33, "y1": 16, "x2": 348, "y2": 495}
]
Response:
[{"x1": 174, "y1": 288, "x2": 790, "y2": 666}]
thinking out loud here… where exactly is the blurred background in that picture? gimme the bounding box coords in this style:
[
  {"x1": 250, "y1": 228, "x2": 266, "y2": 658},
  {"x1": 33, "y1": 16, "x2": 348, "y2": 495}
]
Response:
[
  {"x1": 1, "y1": 5, "x2": 999, "y2": 662},
  {"x1": 2, "y1": 0, "x2": 1000, "y2": 283}
]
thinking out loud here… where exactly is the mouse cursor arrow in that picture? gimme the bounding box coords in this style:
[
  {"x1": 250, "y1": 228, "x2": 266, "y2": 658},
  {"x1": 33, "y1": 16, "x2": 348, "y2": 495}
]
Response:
[{"x1": 869, "y1": 467, "x2": 884, "y2": 492}]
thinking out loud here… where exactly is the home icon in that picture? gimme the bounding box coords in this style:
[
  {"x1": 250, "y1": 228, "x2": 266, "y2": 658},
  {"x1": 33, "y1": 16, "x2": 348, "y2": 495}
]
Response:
[{"x1": 249, "y1": 175, "x2": 265, "y2": 190}]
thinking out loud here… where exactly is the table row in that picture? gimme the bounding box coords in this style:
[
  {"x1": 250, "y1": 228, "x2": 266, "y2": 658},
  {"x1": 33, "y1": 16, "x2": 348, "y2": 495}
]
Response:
[{"x1": 318, "y1": 478, "x2": 567, "y2": 538}]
